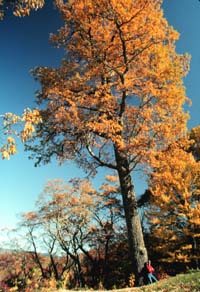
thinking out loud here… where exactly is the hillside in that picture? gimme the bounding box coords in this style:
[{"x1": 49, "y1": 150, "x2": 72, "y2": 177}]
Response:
[{"x1": 53, "y1": 270, "x2": 200, "y2": 292}]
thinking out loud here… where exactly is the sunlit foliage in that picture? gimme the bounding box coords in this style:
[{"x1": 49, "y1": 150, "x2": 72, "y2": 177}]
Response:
[
  {"x1": 0, "y1": 0, "x2": 45, "y2": 19},
  {"x1": 147, "y1": 137, "x2": 200, "y2": 268},
  {"x1": 14, "y1": 177, "x2": 127, "y2": 290},
  {"x1": 0, "y1": 109, "x2": 41, "y2": 160}
]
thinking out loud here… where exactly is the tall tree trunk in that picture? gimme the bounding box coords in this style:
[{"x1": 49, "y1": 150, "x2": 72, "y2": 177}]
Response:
[{"x1": 115, "y1": 148, "x2": 148, "y2": 282}]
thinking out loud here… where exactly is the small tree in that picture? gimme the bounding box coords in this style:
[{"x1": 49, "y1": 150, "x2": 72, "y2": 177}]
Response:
[
  {"x1": 21, "y1": 178, "x2": 96, "y2": 288},
  {"x1": 18, "y1": 177, "x2": 126, "y2": 289},
  {"x1": 147, "y1": 139, "x2": 200, "y2": 269}
]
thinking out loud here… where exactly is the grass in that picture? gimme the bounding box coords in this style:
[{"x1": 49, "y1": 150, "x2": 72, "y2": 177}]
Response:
[
  {"x1": 118, "y1": 270, "x2": 200, "y2": 292},
  {"x1": 54, "y1": 270, "x2": 200, "y2": 292}
]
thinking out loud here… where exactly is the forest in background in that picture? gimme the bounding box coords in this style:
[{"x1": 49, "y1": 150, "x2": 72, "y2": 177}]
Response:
[{"x1": 0, "y1": 169, "x2": 199, "y2": 291}]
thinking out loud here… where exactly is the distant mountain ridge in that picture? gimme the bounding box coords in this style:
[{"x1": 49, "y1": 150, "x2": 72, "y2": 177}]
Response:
[{"x1": 0, "y1": 248, "x2": 15, "y2": 254}]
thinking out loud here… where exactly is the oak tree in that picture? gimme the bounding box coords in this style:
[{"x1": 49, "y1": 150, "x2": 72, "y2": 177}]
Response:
[{"x1": 21, "y1": 0, "x2": 190, "y2": 278}]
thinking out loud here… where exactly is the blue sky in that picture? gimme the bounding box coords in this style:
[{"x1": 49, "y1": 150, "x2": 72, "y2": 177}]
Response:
[{"x1": 0, "y1": 0, "x2": 200, "y2": 235}]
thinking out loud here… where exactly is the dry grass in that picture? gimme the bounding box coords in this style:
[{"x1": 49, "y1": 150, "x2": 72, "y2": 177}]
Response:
[{"x1": 51, "y1": 270, "x2": 200, "y2": 292}]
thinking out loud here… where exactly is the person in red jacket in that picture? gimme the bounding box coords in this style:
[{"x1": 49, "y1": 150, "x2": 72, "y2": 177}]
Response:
[{"x1": 146, "y1": 260, "x2": 158, "y2": 284}]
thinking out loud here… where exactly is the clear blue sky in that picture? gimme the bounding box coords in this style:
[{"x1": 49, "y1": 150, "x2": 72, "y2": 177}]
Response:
[{"x1": 0, "y1": 0, "x2": 199, "y2": 235}]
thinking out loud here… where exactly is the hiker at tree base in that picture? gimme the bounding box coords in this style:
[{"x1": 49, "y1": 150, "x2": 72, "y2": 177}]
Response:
[{"x1": 146, "y1": 260, "x2": 158, "y2": 284}]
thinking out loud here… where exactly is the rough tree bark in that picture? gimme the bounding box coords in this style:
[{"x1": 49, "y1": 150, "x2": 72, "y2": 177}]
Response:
[{"x1": 115, "y1": 148, "x2": 148, "y2": 282}]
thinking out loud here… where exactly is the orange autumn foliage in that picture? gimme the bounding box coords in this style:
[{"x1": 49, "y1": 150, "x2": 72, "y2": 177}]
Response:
[
  {"x1": 147, "y1": 138, "x2": 200, "y2": 266},
  {"x1": 0, "y1": 0, "x2": 45, "y2": 19},
  {"x1": 28, "y1": 0, "x2": 190, "y2": 168},
  {"x1": 0, "y1": 109, "x2": 42, "y2": 159},
  {"x1": 1, "y1": 0, "x2": 190, "y2": 177}
]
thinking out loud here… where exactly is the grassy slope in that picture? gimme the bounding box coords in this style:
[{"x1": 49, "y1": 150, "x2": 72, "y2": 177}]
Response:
[
  {"x1": 116, "y1": 270, "x2": 200, "y2": 292},
  {"x1": 55, "y1": 270, "x2": 200, "y2": 292}
]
